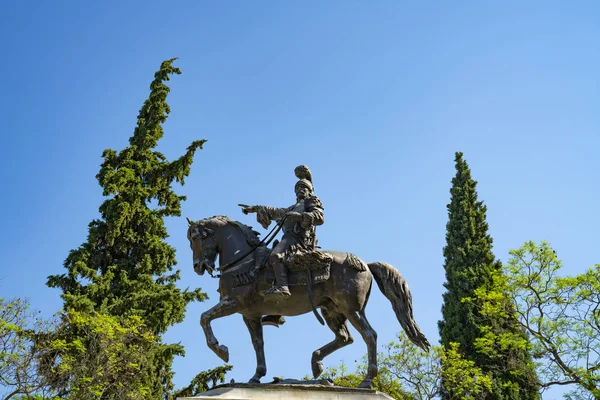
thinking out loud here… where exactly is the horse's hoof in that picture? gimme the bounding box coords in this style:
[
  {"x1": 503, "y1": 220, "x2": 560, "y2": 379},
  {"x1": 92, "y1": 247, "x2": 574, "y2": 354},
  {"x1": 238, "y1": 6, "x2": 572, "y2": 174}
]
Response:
[
  {"x1": 358, "y1": 379, "x2": 374, "y2": 389},
  {"x1": 248, "y1": 377, "x2": 261, "y2": 384},
  {"x1": 312, "y1": 361, "x2": 324, "y2": 378},
  {"x1": 217, "y1": 345, "x2": 229, "y2": 362}
]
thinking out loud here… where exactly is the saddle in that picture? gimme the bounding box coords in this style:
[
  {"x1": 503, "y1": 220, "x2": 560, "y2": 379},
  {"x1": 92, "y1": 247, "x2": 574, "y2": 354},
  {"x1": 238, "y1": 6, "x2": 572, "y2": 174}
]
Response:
[{"x1": 231, "y1": 246, "x2": 333, "y2": 288}]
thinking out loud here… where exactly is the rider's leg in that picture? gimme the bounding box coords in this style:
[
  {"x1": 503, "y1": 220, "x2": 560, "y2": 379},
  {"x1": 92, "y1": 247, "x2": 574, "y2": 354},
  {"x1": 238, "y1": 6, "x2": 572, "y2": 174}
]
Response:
[
  {"x1": 263, "y1": 239, "x2": 290, "y2": 297},
  {"x1": 263, "y1": 253, "x2": 290, "y2": 297}
]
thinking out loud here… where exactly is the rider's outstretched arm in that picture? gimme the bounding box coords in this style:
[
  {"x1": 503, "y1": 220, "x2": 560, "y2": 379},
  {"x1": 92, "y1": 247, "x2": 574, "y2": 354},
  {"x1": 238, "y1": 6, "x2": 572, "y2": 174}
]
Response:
[{"x1": 257, "y1": 205, "x2": 292, "y2": 222}]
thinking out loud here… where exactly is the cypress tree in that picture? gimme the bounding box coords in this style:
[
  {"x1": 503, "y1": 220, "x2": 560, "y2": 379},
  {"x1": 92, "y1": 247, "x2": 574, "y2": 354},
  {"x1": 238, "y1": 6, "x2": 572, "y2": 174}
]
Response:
[
  {"x1": 47, "y1": 59, "x2": 220, "y2": 398},
  {"x1": 438, "y1": 152, "x2": 539, "y2": 399}
]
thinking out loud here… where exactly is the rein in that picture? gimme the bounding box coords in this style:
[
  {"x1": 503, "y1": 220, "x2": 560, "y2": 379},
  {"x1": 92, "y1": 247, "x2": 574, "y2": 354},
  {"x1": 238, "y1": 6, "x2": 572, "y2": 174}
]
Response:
[{"x1": 212, "y1": 216, "x2": 287, "y2": 278}]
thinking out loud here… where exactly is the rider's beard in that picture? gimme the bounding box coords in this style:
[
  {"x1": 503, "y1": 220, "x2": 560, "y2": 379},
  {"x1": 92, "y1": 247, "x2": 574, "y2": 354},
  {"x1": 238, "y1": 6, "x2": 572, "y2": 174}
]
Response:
[{"x1": 296, "y1": 191, "x2": 310, "y2": 203}]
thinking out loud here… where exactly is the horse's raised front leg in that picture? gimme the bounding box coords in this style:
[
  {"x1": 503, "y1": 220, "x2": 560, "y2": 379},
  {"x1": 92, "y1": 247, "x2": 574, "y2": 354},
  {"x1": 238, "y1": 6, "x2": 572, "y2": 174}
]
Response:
[
  {"x1": 346, "y1": 310, "x2": 378, "y2": 389},
  {"x1": 311, "y1": 309, "x2": 354, "y2": 378},
  {"x1": 243, "y1": 316, "x2": 266, "y2": 384},
  {"x1": 200, "y1": 297, "x2": 240, "y2": 362}
]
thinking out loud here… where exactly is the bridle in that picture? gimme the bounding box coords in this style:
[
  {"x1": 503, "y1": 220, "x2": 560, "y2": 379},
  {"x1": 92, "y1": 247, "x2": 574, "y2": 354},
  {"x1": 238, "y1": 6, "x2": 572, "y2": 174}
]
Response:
[
  {"x1": 190, "y1": 216, "x2": 288, "y2": 278},
  {"x1": 189, "y1": 224, "x2": 218, "y2": 277}
]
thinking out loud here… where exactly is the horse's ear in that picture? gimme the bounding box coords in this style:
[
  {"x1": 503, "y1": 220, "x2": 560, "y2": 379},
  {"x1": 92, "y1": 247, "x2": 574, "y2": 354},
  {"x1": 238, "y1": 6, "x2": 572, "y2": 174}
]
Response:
[{"x1": 186, "y1": 217, "x2": 193, "y2": 226}]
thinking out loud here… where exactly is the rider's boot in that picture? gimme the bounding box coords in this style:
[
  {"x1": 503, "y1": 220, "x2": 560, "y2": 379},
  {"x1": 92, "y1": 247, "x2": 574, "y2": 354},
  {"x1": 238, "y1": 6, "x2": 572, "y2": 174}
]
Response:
[{"x1": 263, "y1": 261, "x2": 291, "y2": 297}]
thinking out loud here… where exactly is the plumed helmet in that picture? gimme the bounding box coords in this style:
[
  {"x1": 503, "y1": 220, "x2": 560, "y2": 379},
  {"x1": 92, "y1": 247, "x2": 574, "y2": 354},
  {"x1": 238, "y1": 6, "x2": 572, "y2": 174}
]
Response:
[{"x1": 294, "y1": 165, "x2": 313, "y2": 192}]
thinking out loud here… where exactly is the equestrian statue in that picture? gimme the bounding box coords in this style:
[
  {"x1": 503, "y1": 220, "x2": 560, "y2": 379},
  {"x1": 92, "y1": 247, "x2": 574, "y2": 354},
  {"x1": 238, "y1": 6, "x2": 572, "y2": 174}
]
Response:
[{"x1": 186, "y1": 165, "x2": 430, "y2": 389}]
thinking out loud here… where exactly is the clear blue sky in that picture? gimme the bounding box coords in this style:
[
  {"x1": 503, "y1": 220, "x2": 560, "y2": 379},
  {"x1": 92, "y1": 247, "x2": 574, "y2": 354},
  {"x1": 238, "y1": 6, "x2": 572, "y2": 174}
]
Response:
[{"x1": 1, "y1": 1, "x2": 599, "y2": 398}]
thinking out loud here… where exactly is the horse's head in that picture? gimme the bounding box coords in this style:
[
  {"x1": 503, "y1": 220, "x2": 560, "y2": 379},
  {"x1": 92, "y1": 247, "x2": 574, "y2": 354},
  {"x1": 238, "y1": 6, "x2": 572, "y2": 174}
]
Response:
[{"x1": 186, "y1": 217, "x2": 217, "y2": 276}]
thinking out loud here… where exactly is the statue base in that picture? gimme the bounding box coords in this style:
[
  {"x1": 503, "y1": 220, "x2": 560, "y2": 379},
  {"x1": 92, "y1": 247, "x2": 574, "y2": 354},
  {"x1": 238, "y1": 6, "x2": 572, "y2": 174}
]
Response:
[{"x1": 177, "y1": 382, "x2": 394, "y2": 399}]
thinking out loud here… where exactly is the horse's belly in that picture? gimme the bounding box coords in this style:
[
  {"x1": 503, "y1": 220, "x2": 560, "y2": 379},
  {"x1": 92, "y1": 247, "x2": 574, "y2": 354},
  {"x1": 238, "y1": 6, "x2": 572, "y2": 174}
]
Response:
[{"x1": 259, "y1": 293, "x2": 315, "y2": 316}]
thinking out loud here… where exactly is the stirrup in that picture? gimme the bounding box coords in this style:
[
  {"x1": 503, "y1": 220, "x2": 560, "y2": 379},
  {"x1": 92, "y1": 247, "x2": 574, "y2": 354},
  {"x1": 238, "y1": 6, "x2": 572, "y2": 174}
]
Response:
[
  {"x1": 262, "y1": 315, "x2": 286, "y2": 327},
  {"x1": 262, "y1": 285, "x2": 291, "y2": 297}
]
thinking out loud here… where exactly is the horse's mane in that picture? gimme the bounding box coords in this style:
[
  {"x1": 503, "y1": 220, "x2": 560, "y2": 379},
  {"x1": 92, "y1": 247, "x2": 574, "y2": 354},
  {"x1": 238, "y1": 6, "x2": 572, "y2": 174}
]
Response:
[{"x1": 201, "y1": 215, "x2": 262, "y2": 247}]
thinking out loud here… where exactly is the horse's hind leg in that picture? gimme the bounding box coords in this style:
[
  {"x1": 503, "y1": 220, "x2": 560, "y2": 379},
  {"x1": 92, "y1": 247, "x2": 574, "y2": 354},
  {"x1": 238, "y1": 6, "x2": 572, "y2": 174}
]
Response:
[
  {"x1": 243, "y1": 316, "x2": 266, "y2": 384},
  {"x1": 345, "y1": 310, "x2": 378, "y2": 389},
  {"x1": 311, "y1": 309, "x2": 354, "y2": 379}
]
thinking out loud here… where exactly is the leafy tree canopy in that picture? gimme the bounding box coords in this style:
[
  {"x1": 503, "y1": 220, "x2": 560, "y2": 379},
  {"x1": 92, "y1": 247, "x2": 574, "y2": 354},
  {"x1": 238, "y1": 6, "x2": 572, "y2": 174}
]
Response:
[
  {"x1": 473, "y1": 241, "x2": 600, "y2": 399},
  {"x1": 438, "y1": 152, "x2": 539, "y2": 399},
  {"x1": 45, "y1": 59, "x2": 224, "y2": 398}
]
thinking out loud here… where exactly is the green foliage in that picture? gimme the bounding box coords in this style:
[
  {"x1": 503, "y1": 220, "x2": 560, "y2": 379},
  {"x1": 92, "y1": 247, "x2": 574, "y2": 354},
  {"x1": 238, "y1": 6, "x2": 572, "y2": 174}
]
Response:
[
  {"x1": 439, "y1": 152, "x2": 498, "y2": 356},
  {"x1": 320, "y1": 332, "x2": 494, "y2": 399},
  {"x1": 474, "y1": 241, "x2": 599, "y2": 399},
  {"x1": 441, "y1": 343, "x2": 493, "y2": 399},
  {"x1": 319, "y1": 361, "x2": 413, "y2": 399},
  {"x1": 37, "y1": 310, "x2": 155, "y2": 399},
  {"x1": 378, "y1": 332, "x2": 441, "y2": 399},
  {"x1": 173, "y1": 365, "x2": 232, "y2": 398},
  {"x1": 438, "y1": 152, "x2": 539, "y2": 399},
  {"x1": 45, "y1": 59, "x2": 220, "y2": 398},
  {"x1": 0, "y1": 297, "x2": 56, "y2": 400}
]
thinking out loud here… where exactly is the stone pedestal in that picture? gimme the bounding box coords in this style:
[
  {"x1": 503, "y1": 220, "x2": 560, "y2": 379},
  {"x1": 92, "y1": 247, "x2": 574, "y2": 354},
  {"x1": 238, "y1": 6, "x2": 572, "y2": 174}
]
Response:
[{"x1": 177, "y1": 383, "x2": 394, "y2": 400}]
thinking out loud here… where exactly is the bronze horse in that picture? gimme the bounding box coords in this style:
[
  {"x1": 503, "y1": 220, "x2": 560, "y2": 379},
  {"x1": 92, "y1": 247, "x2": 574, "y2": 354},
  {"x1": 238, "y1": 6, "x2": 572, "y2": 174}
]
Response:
[{"x1": 187, "y1": 215, "x2": 430, "y2": 388}]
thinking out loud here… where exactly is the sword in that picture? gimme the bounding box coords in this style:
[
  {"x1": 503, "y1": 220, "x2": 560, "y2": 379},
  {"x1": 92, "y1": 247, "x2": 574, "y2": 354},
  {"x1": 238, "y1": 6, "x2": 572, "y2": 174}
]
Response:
[{"x1": 306, "y1": 225, "x2": 325, "y2": 326}]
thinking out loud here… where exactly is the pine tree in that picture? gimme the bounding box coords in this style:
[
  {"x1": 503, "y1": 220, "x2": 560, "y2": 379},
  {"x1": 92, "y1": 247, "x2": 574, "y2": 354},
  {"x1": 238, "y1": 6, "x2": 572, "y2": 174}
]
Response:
[
  {"x1": 47, "y1": 59, "x2": 219, "y2": 398},
  {"x1": 438, "y1": 152, "x2": 539, "y2": 399}
]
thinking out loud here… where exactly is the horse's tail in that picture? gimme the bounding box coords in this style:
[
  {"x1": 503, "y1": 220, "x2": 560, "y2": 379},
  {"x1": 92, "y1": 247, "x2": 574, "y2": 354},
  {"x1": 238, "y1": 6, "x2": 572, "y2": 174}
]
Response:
[{"x1": 368, "y1": 261, "x2": 430, "y2": 351}]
